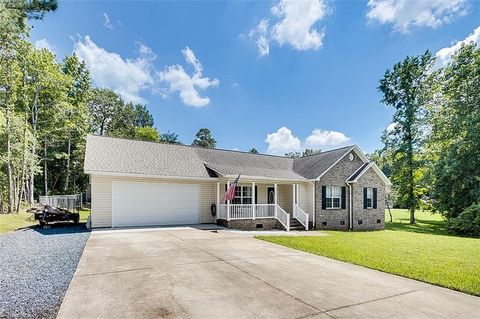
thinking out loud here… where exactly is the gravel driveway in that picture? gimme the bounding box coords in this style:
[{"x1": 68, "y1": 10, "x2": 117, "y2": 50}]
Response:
[{"x1": 0, "y1": 225, "x2": 90, "y2": 319}]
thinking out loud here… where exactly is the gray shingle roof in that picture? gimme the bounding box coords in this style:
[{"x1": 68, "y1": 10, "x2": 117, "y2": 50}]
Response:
[
  {"x1": 195, "y1": 147, "x2": 305, "y2": 180},
  {"x1": 292, "y1": 146, "x2": 355, "y2": 179},
  {"x1": 84, "y1": 135, "x2": 212, "y2": 178},
  {"x1": 84, "y1": 135, "x2": 356, "y2": 180}
]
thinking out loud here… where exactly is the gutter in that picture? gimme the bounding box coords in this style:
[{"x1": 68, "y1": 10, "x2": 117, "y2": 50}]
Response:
[
  {"x1": 309, "y1": 180, "x2": 316, "y2": 228},
  {"x1": 347, "y1": 182, "x2": 353, "y2": 231}
]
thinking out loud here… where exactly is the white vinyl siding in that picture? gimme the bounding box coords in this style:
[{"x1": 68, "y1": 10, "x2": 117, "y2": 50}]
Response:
[{"x1": 90, "y1": 175, "x2": 216, "y2": 228}]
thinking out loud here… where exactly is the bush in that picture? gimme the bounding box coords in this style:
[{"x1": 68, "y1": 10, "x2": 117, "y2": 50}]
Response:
[{"x1": 447, "y1": 203, "x2": 480, "y2": 237}]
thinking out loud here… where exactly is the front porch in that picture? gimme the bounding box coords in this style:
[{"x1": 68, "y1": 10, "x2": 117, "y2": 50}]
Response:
[{"x1": 214, "y1": 180, "x2": 314, "y2": 231}]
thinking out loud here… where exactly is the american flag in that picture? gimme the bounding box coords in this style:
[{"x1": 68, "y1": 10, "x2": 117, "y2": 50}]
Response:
[{"x1": 223, "y1": 175, "x2": 241, "y2": 203}]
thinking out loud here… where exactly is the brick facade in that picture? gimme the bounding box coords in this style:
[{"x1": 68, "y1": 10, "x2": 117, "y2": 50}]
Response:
[
  {"x1": 217, "y1": 218, "x2": 283, "y2": 231},
  {"x1": 315, "y1": 151, "x2": 363, "y2": 230},
  {"x1": 352, "y1": 167, "x2": 385, "y2": 230},
  {"x1": 315, "y1": 151, "x2": 385, "y2": 231}
]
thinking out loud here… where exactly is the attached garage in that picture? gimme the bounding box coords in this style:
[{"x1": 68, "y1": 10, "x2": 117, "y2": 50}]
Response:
[{"x1": 112, "y1": 181, "x2": 200, "y2": 227}]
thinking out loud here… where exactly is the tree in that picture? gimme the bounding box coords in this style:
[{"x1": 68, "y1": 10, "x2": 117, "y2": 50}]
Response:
[
  {"x1": 285, "y1": 149, "x2": 321, "y2": 158},
  {"x1": 284, "y1": 152, "x2": 301, "y2": 158},
  {"x1": 428, "y1": 44, "x2": 480, "y2": 219},
  {"x1": 249, "y1": 148, "x2": 258, "y2": 154},
  {"x1": 134, "y1": 127, "x2": 160, "y2": 142},
  {"x1": 303, "y1": 148, "x2": 321, "y2": 156},
  {"x1": 160, "y1": 131, "x2": 182, "y2": 144},
  {"x1": 378, "y1": 51, "x2": 434, "y2": 224},
  {"x1": 133, "y1": 104, "x2": 153, "y2": 127},
  {"x1": 192, "y1": 128, "x2": 216, "y2": 148},
  {"x1": 61, "y1": 53, "x2": 91, "y2": 193},
  {"x1": 88, "y1": 88, "x2": 123, "y2": 135},
  {"x1": 0, "y1": 0, "x2": 57, "y2": 211}
]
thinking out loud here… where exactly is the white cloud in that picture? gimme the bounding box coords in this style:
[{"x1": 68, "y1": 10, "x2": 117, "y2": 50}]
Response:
[
  {"x1": 249, "y1": 19, "x2": 270, "y2": 57},
  {"x1": 74, "y1": 36, "x2": 154, "y2": 104},
  {"x1": 435, "y1": 25, "x2": 480, "y2": 67},
  {"x1": 159, "y1": 47, "x2": 219, "y2": 107},
  {"x1": 305, "y1": 129, "x2": 351, "y2": 147},
  {"x1": 265, "y1": 127, "x2": 351, "y2": 154},
  {"x1": 265, "y1": 127, "x2": 302, "y2": 154},
  {"x1": 249, "y1": 0, "x2": 327, "y2": 56},
  {"x1": 271, "y1": 0, "x2": 326, "y2": 50},
  {"x1": 102, "y1": 13, "x2": 113, "y2": 30},
  {"x1": 367, "y1": 0, "x2": 468, "y2": 33},
  {"x1": 137, "y1": 41, "x2": 157, "y2": 61},
  {"x1": 34, "y1": 38, "x2": 53, "y2": 52}
]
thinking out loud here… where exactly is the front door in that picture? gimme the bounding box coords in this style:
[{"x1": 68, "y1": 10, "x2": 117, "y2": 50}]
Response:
[{"x1": 267, "y1": 187, "x2": 275, "y2": 204}]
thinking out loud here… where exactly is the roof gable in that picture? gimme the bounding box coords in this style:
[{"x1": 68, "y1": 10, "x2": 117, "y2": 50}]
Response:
[{"x1": 293, "y1": 146, "x2": 359, "y2": 179}]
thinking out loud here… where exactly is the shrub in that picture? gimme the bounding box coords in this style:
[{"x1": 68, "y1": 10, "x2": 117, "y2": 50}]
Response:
[{"x1": 447, "y1": 203, "x2": 480, "y2": 237}]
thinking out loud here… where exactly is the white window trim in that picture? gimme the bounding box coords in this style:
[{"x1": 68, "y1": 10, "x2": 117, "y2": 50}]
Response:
[
  {"x1": 366, "y1": 187, "x2": 373, "y2": 209},
  {"x1": 232, "y1": 185, "x2": 253, "y2": 205},
  {"x1": 326, "y1": 186, "x2": 342, "y2": 209}
]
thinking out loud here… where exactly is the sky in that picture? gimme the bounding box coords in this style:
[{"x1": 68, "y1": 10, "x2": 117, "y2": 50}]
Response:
[{"x1": 30, "y1": 0, "x2": 480, "y2": 155}]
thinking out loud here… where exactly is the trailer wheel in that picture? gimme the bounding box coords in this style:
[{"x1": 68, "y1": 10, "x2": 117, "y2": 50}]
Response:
[{"x1": 73, "y1": 215, "x2": 79, "y2": 224}]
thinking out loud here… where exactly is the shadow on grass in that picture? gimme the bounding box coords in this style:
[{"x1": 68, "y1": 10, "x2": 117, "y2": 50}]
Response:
[{"x1": 386, "y1": 218, "x2": 451, "y2": 236}]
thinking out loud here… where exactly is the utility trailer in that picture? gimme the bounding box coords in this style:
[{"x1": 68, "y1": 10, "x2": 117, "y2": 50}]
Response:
[{"x1": 32, "y1": 204, "x2": 80, "y2": 226}]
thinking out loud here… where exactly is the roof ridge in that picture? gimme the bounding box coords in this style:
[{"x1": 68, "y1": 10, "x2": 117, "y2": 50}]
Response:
[
  {"x1": 295, "y1": 145, "x2": 356, "y2": 159},
  {"x1": 88, "y1": 134, "x2": 356, "y2": 160}
]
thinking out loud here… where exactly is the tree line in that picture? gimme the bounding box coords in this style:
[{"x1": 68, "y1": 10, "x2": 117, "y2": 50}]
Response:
[
  {"x1": 0, "y1": 1, "x2": 221, "y2": 213},
  {"x1": 372, "y1": 44, "x2": 480, "y2": 236}
]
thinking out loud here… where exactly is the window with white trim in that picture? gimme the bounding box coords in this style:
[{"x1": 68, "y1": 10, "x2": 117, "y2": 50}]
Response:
[
  {"x1": 366, "y1": 187, "x2": 373, "y2": 209},
  {"x1": 232, "y1": 186, "x2": 252, "y2": 204},
  {"x1": 326, "y1": 186, "x2": 342, "y2": 209}
]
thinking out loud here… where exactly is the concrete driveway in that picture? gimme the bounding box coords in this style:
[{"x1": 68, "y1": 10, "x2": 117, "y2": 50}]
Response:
[{"x1": 58, "y1": 227, "x2": 479, "y2": 319}]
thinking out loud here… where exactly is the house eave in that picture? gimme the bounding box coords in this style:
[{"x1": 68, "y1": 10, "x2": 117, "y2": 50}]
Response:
[{"x1": 84, "y1": 170, "x2": 219, "y2": 181}]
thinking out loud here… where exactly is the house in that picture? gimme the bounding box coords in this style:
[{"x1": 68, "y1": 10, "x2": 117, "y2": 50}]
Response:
[{"x1": 84, "y1": 135, "x2": 391, "y2": 231}]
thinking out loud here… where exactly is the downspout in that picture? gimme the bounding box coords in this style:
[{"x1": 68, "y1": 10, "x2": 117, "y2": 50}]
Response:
[
  {"x1": 310, "y1": 180, "x2": 316, "y2": 228},
  {"x1": 347, "y1": 182, "x2": 353, "y2": 231}
]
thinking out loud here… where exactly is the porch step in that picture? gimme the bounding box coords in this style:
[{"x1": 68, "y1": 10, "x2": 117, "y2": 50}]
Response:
[{"x1": 289, "y1": 218, "x2": 306, "y2": 231}]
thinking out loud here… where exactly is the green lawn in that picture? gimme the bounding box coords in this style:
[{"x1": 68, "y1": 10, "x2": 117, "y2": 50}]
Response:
[
  {"x1": 0, "y1": 212, "x2": 36, "y2": 234},
  {"x1": 257, "y1": 209, "x2": 480, "y2": 296},
  {"x1": 79, "y1": 208, "x2": 91, "y2": 223}
]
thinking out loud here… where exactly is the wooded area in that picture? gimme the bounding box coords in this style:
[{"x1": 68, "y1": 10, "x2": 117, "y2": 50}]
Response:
[
  {"x1": 0, "y1": 1, "x2": 215, "y2": 213},
  {"x1": 371, "y1": 45, "x2": 480, "y2": 235}
]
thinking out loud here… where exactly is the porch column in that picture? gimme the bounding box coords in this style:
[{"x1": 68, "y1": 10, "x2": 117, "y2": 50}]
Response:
[
  {"x1": 252, "y1": 182, "x2": 256, "y2": 220},
  {"x1": 292, "y1": 184, "x2": 296, "y2": 214},
  {"x1": 274, "y1": 183, "x2": 278, "y2": 217},
  {"x1": 216, "y1": 182, "x2": 220, "y2": 222},
  {"x1": 227, "y1": 180, "x2": 231, "y2": 221}
]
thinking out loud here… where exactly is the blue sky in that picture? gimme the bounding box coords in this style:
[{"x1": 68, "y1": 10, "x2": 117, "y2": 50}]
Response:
[{"x1": 30, "y1": 0, "x2": 480, "y2": 154}]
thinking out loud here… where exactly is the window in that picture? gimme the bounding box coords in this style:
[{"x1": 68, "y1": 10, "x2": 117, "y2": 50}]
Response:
[
  {"x1": 231, "y1": 186, "x2": 253, "y2": 204},
  {"x1": 366, "y1": 187, "x2": 373, "y2": 209},
  {"x1": 326, "y1": 186, "x2": 342, "y2": 209}
]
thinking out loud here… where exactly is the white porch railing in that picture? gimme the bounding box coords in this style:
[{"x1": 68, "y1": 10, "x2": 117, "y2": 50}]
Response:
[
  {"x1": 275, "y1": 205, "x2": 290, "y2": 231},
  {"x1": 255, "y1": 204, "x2": 276, "y2": 218},
  {"x1": 230, "y1": 204, "x2": 254, "y2": 219},
  {"x1": 217, "y1": 203, "x2": 290, "y2": 231},
  {"x1": 293, "y1": 204, "x2": 309, "y2": 230}
]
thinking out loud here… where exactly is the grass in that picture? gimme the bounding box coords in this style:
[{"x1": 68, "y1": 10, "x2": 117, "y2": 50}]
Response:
[
  {"x1": 257, "y1": 209, "x2": 480, "y2": 296},
  {"x1": 0, "y1": 207, "x2": 91, "y2": 235},
  {"x1": 0, "y1": 212, "x2": 36, "y2": 234},
  {"x1": 79, "y1": 208, "x2": 91, "y2": 223}
]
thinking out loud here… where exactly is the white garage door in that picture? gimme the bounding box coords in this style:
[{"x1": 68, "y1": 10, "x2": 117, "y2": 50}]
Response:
[{"x1": 112, "y1": 181, "x2": 200, "y2": 227}]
